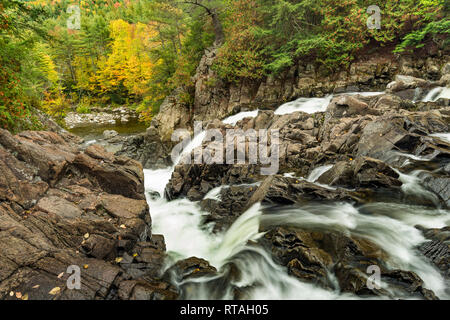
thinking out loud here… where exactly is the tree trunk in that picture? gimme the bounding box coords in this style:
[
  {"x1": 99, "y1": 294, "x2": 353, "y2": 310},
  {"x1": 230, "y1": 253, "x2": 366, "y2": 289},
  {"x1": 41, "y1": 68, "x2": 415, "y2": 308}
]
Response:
[{"x1": 210, "y1": 10, "x2": 224, "y2": 46}]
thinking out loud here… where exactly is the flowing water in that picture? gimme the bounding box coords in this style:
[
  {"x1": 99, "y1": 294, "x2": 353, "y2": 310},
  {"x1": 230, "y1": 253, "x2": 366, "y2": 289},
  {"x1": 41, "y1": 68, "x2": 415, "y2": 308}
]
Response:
[
  {"x1": 422, "y1": 87, "x2": 450, "y2": 102},
  {"x1": 274, "y1": 91, "x2": 383, "y2": 115},
  {"x1": 73, "y1": 91, "x2": 449, "y2": 300},
  {"x1": 140, "y1": 92, "x2": 449, "y2": 299},
  {"x1": 222, "y1": 110, "x2": 260, "y2": 125},
  {"x1": 144, "y1": 160, "x2": 449, "y2": 299}
]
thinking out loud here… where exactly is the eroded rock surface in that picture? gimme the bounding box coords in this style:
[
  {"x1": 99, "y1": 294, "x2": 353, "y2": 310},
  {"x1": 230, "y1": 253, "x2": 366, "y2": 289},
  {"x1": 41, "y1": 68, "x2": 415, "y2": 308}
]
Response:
[{"x1": 0, "y1": 129, "x2": 176, "y2": 300}]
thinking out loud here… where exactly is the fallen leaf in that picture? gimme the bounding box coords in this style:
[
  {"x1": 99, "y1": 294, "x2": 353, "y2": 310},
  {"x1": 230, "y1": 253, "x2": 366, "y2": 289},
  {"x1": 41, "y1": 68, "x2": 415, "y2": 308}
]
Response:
[
  {"x1": 9, "y1": 291, "x2": 14, "y2": 297},
  {"x1": 115, "y1": 257, "x2": 123, "y2": 263},
  {"x1": 15, "y1": 292, "x2": 22, "y2": 299},
  {"x1": 83, "y1": 264, "x2": 89, "y2": 269},
  {"x1": 84, "y1": 233, "x2": 90, "y2": 239},
  {"x1": 57, "y1": 272, "x2": 64, "y2": 279},
  {"x1": 120, "y1": 224, "x2": 126, "y2": 229},
  {"x1": 32, "y1": 285, "x2": 40, "y2": 289},
  {"x1": 21, "y1": 293, "x2": 28, "y2": 300},
  {"x1": 49, "y1": 287, "x2": 61, "y2": 295},
  {"x1": 132, "y1": 253, "x2": 138, "y2": 258}
]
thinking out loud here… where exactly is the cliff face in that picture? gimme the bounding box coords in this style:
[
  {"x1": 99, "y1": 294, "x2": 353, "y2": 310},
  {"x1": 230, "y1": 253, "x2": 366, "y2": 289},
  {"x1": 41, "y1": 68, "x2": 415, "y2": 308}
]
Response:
[
  {"x1": 193, "y1": 48, "x2": 449, "y2": 118},
  {"x1": 0, "y1": 129, "x2": 178, "y2": 300},
  {"x1": 122, "y1": 47, "x2": 449, "y2": 169},
  {"x1": 154, "y1": 46, "x2": 449, "y2": 142}
]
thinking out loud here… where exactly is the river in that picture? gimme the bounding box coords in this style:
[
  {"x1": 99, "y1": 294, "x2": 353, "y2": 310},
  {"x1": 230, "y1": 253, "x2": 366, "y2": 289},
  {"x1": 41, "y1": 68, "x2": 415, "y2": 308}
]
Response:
[{"x1": 74, "y1": 88, "x2": 450, "y2": 300}]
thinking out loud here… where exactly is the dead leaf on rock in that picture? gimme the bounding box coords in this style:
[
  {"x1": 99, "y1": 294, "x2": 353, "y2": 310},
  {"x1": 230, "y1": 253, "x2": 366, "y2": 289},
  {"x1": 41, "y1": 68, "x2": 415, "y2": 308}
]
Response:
[{"x1": 49, "y1": 287, "x2": 61, "y2": 295}]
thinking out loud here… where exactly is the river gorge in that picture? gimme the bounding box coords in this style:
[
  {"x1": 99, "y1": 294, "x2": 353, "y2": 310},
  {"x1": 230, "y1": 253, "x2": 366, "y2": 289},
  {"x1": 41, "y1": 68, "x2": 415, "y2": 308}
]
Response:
[{"x1": 1, "y1": 58, "x2": 449, "y2": 301}]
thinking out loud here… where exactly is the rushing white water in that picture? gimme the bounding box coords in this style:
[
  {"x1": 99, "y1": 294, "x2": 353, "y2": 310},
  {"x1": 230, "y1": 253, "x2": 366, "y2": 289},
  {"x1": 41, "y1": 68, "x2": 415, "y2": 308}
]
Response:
[
  {"x1": 275, "y1": 95, "x2": 333, "y2": 115},
  {"x1": 260, "y1": 202, "x2": 449, "y2": 299},
  {"x1": 141, "y1": 96, "x2": 449, "y2": 300},
  {"x1": 143, "y1": 163, "x2": 449, "y2": 299},
  {"x1": 173, "y1": 130, "x2": 207, "y2": 165},
  {"x1": 393, "y1": 169, "x2": 441, "y2": 206},
  {"x1": 307, "y1": 165, "x2": 333, "y2": 182},
  {"x1": 222, "y1": 110, "x2": 259, "y2": 125},
  {"x1": 422, "y1": 87, "x2": 450, "y2": 102},
  {"x1": 430, "y1": 133, "x2": 450, "y2": 144},
  {"x1": 274, "y1": 91, "x2": 383, "y2": 115}
]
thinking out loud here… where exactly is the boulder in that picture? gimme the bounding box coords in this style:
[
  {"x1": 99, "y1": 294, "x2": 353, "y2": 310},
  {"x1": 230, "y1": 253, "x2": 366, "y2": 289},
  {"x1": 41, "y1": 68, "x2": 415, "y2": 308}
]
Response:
[
  {"x1": 261, "y1": 226, "x2": 436, "y2": 299},
  {"x1": 317, "y1": 157, "x2": 401, "y2": 189},
  {"x1": 0, "y1": 129, "x2": 173, "y2": 300},
  {"x1": 246, "y1": 175, "x2": 358, "y2": 209},
  {"x1": 200, "y1": 185, "x2": 257, "y2": 232},
  {"x1": 417, "y1": 226, "x2": 450, "y2": 280},
  {"x1": 103, "y1": 130, "x2": 119, "y2": 140},
  {"x1": 386, "y1": 75, "x2": 431, "y2": 100},
  {"x1": 117, "y1": 126, "x2": 173, "y2": 169}
]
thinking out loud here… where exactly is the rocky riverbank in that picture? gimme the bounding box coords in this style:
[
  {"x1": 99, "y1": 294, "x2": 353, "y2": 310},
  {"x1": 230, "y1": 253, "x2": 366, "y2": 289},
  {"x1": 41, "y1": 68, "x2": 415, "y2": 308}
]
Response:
[
  {"x1": 65, "y1": 106, "x2": 139, "y2": 129},
  {"x1": 1, "y1": 51, "x2": 449, "y2": 300},
  {"x1": 156, "y1": 73, "x2": 449, "y2": 298},
  {"x1": 0, "y1": 128, "x2": 186, "y2": 300}
]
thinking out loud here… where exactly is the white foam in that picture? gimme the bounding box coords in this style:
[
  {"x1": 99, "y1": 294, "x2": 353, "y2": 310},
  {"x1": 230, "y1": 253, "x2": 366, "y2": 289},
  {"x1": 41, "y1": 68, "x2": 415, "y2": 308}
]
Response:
[
  {"x1": 222, "y1": 110, "x2": 259, "y2": 125},
  {"x1": 423, "y1": 87, "x2": 450, "y2": 102}
]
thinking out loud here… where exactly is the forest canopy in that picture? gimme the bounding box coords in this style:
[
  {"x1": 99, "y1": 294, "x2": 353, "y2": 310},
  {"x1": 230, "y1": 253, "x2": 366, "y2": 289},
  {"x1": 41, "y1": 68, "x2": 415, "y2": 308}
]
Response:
[{"x1": 0, "y1": 0, "x2": 448, "y2": 131}]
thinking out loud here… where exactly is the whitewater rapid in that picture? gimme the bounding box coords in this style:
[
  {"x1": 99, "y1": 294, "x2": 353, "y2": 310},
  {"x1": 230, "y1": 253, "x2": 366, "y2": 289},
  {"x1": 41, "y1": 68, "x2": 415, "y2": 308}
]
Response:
[
  {"x1": 143, "y1": 163, "x2": 449, "y2": 299},
  {"x1": 142, "y1": 91, "x2": 449, "y2": 300}
]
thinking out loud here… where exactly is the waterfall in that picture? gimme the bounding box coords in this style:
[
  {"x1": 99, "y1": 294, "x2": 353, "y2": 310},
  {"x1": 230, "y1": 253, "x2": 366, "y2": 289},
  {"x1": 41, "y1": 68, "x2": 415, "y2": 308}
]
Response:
[
  {"x1": 274, "y1": 91, "x2": 383, "y2": 115},
  {"x1": 142, "y1": 95, "x2": 450, "y2": 300},
  {"x1": 222, "y1": 110, "x2": 259, "y2": 125},
  {"x1": 423, "y1": 87, "x2": 450, "y2": 102}
]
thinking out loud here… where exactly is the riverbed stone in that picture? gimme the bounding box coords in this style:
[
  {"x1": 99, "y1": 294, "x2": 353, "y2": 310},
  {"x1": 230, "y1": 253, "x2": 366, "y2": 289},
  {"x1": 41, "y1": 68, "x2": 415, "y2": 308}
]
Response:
[{"x1": 0, "y1": 128, "x2": 174, "y2": 300}]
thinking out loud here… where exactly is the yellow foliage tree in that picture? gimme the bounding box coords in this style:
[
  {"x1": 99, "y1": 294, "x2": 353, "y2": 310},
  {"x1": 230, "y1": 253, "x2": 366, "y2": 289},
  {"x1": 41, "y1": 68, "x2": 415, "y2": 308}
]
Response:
[{"x1": 94, "y1": 19, "x2": 157, "y2": 101}]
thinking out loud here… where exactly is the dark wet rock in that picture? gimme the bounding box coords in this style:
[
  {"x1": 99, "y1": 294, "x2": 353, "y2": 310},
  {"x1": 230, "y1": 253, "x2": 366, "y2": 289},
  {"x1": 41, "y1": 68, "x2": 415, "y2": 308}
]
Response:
[
  {"x1": 72, "y1": 149, "x2": 145, "y2": 200},
  {"x1": 317, "y1": 157, "x2": 401, "y2": 189},
  {"x1": 118, "y1": 235, "x2": 167, "y2": 279},
  {"x1": 417, "y1": 226, "x2": 450, "y2": 280},
  {"x1": 117, "y1": 279, "x2": 178, "y2": 300},
  {"x1": 166, "y1": 163, "x2": 260, "y2": 201},
  {"x1": 117, "y1": 126, "x2": 173, "y2": 169},
  {"x1": 261, "y1": 227, "x2": 436, "y2": 299},
  {"x1": 147, "y1": 190, "x2": 161, "y2": 200},
  {"x1": 418, "y1": 172, "x2": 450, "y2": 208},
  {"x1": 165, "y1": 257, "x2": 218, "y2": 282},
  {"x1": 200, "y1": 184, "x2": 257, "y2": 232},
  {"x1": 162, "y1": 256, "x2": 236, "y2": 299},
  {"x1": 355, "y1": 113, "x2": 449, "y2": 162},
  {"x1": 0, "y1": 129, "x2": 174, "y2": 300},
  {"x1": 246, "y1": 175, "x2": 359, "y2": 209},
  {"x1": 325, "y1": 95, "x2": 374, "y2": 119}
]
